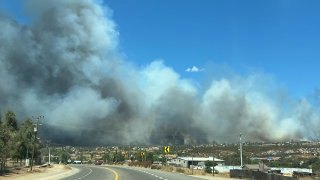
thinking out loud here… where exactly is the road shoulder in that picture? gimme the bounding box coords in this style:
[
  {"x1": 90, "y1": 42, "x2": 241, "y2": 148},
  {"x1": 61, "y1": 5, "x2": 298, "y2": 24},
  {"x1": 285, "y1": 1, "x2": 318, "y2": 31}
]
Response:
[
  {"x1": 1, "y1": 164, "x2": 79, "y2": 180},
  {"x1": 189, "y1": 174, "x2": 240, "y2": 180}
]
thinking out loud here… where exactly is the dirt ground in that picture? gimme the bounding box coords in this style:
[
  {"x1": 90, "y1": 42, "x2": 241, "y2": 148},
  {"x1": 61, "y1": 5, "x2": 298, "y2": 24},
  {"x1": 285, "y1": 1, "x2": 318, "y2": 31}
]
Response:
[{"x1": 0, "y1": 164, "x2": 76, "y2": 180}]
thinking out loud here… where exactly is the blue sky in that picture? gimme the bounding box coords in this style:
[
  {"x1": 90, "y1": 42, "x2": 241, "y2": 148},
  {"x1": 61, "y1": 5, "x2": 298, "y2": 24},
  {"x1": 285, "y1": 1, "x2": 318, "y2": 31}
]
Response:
[
  {"x1": 104, "y1": 0, "x2": 320, "y2": 98},
  {"x1": 1, "y1": 0, "x2": 320, "y2": 98}
]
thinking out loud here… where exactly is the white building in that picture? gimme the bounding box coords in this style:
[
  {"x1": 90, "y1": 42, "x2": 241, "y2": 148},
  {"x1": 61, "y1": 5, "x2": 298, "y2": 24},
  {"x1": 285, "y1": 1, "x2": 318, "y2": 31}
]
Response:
[
  {"x1": 168, "y1": 157, "x2": 224, "y2": 168},
  {"x1": 270, "y1": 167, "x2": 312, "y2": 175}
]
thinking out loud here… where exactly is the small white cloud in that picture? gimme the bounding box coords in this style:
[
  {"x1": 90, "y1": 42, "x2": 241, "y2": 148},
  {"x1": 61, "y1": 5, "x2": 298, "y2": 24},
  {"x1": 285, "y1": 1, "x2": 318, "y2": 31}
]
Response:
[{"x1": 186, "y1": 66, "x2": 204, "y2": 73}]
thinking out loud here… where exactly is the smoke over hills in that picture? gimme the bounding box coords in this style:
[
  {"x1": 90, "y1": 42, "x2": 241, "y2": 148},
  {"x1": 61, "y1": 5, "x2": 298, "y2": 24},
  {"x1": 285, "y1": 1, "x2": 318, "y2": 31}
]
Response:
[{"x1": 0, "y1": 0, "x2": 319, "y2": 145}]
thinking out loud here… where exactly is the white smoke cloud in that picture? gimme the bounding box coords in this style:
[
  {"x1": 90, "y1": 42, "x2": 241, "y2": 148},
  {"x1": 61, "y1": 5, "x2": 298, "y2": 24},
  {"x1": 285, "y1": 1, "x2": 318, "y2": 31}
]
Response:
[
  {"x1": 141, "y1": 61, "x2": 197, "y2": 105},
  {"x1": 0, "y1": 0, "x2": 319, "y2": 145},
  {"x1": 199, "y1": 78, "x2": 301, "y2": 142}
]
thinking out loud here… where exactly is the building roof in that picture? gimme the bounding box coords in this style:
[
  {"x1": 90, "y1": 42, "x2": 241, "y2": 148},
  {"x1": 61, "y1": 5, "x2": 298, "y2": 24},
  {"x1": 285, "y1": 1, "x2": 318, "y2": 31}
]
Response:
[
  {"x1": 178, "y1": 157, "x2": 224, "y2": 162},
  {"x1": 242, "y1": 164, "x2": 270, "y2": 171}
]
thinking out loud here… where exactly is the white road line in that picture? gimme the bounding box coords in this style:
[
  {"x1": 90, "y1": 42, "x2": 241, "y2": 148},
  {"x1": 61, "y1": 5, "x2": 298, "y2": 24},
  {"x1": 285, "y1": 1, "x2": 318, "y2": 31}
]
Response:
[
  {"x1": 132, "y1": 168, "x2": 168, "y2": 180},
  {"x1": 74, "y1": 167, "x2": 92, "y2": 180},
  {"x1": 85, "y1": 168, "x2": 93, "y2": 176}
]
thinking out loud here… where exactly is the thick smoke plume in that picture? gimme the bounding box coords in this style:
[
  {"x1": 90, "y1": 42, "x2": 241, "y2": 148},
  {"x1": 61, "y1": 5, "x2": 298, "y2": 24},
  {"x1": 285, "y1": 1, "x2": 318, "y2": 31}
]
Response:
[{"x1": 0, "y1": 0, "x2": 319, "y2": 145}]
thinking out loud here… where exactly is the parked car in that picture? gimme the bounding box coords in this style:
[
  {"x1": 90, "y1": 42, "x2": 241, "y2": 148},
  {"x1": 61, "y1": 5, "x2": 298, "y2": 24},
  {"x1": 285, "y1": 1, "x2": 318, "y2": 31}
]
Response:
[{"x1": 94, "y1": 160, "x2": 103, "y2": 165}]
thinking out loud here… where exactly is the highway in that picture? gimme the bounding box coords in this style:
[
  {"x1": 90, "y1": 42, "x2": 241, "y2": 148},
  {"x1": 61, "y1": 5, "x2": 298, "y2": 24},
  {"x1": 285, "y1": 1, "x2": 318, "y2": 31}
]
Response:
[{"x1": 62, "y1": 164, "x2": 204, "y2": 180}]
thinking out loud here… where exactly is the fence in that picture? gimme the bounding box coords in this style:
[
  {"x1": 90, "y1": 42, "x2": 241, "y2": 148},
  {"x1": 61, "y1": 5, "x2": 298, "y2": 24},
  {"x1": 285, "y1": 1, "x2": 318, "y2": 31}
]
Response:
[
  {"x1": 230, "y1": 169, "x2": 297, "y2": 180},
  {"x1": 215, "y1": 165, "x2": 242, "y2": 173}
]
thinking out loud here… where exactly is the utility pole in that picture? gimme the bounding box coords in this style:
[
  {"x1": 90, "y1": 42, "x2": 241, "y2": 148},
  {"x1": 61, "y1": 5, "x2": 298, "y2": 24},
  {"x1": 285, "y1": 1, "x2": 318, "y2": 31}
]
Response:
[
  {"x1": 49, "y1": 146, "x2": 51, "y2": 165},
  {"x1": 212, "y1": 143, "x2": 215, "y2": 176},
  {"x1": 191, "y1": 155, "x2": 194, "y2": 175},
  {"x1": 30, "y1": 115, "x2": 44, "y2": 171},
  {"x1": 240, "y1": 133, "x2": 243, "y2": 168},
  {"x1": 46, "y1": 140, "x2": 51, "y2": 166},
  {"x1": 48, "y1": 143, "x2": 51, "y2": 166}
]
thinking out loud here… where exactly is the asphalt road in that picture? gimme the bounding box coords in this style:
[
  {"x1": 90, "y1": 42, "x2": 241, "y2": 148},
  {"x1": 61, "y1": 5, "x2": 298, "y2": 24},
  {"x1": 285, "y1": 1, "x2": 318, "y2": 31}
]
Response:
[
  {"x1": 61, "y1": 164, "x2": 116, "y2": 180},
  {"x1": 62, "y1": 164, "x2": 204, "y2": 180},
  {"x1": 110, "y1": 166, "x2": 203, "y2": 180}
]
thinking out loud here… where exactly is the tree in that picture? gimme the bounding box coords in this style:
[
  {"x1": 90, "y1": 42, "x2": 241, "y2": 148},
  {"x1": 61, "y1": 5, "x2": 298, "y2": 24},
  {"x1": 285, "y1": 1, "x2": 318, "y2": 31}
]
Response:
[
  {"x1": 112, "y1": 151, "x2": 125, "y2": 163},
  {"x1": 60, "y1": 150, "x2": 70, "y2": 164},
  {"x1": 4, "y1": 111, "x2": 18, "y2": 131},
  {"x1": 223, "y1": 152, "x2": 251, "y2": 166},
  {"x1": 0, "y1": 111, "x2": 38, "y2": 174},
  {"x1": 90, "y1": 152, "x2": 94, "y2": 161},
  {"x1": 305, "y1": 157, "x2": 320, "y2": 173},
  {"x1": 205, "y1": 161, "x2": 218, "y2": 173},
  {"x1": 15, "y1": 119, "x2": 34, "y2": 163},
  {"x1": 134, "y1": 151, "x2": 144, "y2": 162},
  {"x1": 0, "y1": 110, "x2": 20, "y2": 173},
  {"x1": 79, "y1": 151, "x2": 84, "y2": 163},
  {"x1": 146, "y1": 152, "x2": 154, "y2": 162},
  {"x1": 0, "y1": 123, "x2": 11, "y2": 173}
]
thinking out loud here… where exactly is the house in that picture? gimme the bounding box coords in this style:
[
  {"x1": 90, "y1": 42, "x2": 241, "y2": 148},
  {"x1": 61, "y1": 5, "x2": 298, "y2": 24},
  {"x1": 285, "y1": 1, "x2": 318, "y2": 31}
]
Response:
[{"x1": 168, "y1": 156, "x2": 224, "y2": 168}]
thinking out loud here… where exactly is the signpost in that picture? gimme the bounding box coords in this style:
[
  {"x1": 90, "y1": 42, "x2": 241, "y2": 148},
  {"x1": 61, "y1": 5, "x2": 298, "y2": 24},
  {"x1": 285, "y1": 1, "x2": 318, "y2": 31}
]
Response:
[
  {"x1": 140, "y1": 152, "x2": 145, "y2": 161},
  {"x1": 164, "y1": 146, "x2": 170, "y2": 166}
]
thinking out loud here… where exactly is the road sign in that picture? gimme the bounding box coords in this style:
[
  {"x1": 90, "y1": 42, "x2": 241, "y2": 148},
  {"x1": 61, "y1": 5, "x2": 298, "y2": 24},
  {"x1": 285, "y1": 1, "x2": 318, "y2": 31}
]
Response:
[{"x1": 164, "y1": 146, "x2": 170, "y2": 153}]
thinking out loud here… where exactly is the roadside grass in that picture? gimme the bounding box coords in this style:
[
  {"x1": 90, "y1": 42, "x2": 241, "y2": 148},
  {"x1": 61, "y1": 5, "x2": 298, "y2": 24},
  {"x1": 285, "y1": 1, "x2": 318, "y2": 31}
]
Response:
[{"x1": 125, "y1": 162, "x2": 231, "y2": 178}]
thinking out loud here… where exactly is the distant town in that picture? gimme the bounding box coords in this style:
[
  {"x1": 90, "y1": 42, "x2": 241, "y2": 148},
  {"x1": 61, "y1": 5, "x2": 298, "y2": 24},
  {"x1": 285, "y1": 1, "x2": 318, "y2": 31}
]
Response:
[
  {"x1": 1, "y1": 111, "x2": 320, "y2": 179},
  {"x1": 38, "y1": 141, "x2": 320, "y2": 177}
]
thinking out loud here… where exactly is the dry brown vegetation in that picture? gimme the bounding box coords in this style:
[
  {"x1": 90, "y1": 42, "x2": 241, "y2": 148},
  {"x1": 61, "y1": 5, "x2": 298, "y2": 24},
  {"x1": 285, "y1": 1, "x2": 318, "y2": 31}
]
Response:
[
  {"x1": 160, "y1": 166, "x2": 205, "y2": 175},
  {"x1": 128, "y1": 161, "x2": 152, "y2": 168}
]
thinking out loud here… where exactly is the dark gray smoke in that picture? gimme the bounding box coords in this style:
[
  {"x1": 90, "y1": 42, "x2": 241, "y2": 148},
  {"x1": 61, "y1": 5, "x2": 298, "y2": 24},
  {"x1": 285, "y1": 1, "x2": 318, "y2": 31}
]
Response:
[{"x1": 0, "y1": 0, "x2": 319, "y2": 145}]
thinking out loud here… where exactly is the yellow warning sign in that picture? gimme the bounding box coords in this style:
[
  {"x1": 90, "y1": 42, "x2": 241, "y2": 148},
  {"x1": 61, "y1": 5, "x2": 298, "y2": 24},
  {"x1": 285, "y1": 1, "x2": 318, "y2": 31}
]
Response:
[{"x1": 164, "y1": 146, "x2": 170, "y2": 153}]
